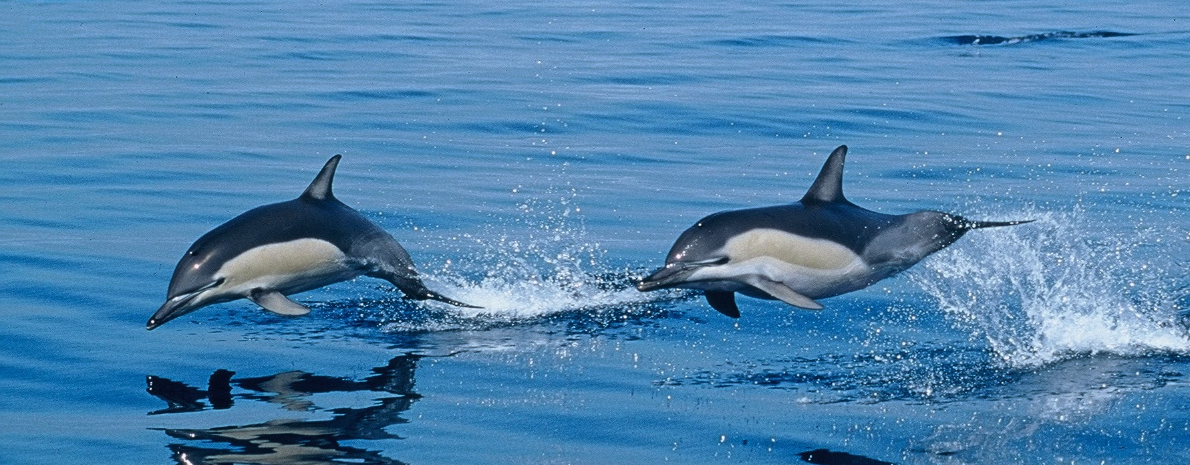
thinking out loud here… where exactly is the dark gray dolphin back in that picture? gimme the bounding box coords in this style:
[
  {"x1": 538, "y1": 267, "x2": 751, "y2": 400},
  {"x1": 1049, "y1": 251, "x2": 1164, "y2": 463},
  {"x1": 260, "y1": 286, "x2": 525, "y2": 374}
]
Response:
[
  {"x1": 300, "y1": 154, "x2": 418, "y2": 277},
  {"x1": 662, "y1": 145, "x2": 910, "y2": 267},
  {"x1": 294, "y1": 155, "x2": 473, "y2": 306},
  {"x1": 663, "y1": 146, "x2": 898, "y2": 265},
  {"x1": 154, "y1": 154, "x2": 479, "y2": 331},
  {"x1": 166, "y1": 155, "x2": 419, "y2": 299},
  {"x1": 668, "y1": 203, "x2": 900, "y2": 260}
]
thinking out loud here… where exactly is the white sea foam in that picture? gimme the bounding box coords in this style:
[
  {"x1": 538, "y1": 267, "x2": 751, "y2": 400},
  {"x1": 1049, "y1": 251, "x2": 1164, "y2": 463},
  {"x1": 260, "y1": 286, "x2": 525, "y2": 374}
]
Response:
[
  {"x1": 912, "y1": 210, "x2": 1190, "y2": 368},
  {"x1": 439, "y1": 270, "x2": 658, "y2": 320},
  {"x1": 414, "y1": 193, "x2": 677, "y2": 325}
]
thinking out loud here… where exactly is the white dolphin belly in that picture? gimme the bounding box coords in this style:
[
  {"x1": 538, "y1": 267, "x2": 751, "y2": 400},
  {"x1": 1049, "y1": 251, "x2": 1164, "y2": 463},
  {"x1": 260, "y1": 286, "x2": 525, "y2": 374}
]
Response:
[
  {"x1": 215, "y1": 238, "x2": 361, "y2": 296},
  {"x1": 682, "y1": 228, "x2": 875, "y2": 298},
  {"x1": 685, "y1": 256, "x2": 872, "y2": 298}
]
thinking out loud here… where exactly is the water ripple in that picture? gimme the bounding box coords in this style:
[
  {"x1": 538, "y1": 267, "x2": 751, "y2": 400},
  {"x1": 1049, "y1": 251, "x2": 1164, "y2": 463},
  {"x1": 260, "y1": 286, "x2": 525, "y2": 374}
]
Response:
[{"x1": 705, "y1": 35, "x2": 837, "y2": 48}]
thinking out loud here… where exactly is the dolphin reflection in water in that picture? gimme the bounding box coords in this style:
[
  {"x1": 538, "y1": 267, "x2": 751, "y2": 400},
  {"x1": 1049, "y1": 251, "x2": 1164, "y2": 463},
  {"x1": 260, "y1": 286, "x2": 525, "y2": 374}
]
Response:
[{"x1": 146, "y1": 354, "x2": 422, "y2": 464}]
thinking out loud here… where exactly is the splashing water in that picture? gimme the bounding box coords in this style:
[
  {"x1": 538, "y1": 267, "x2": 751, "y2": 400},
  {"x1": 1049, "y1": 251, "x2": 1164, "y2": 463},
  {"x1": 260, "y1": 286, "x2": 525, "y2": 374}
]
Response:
[
  {"x1": 912, "y1": 211, "x2": 1190, "y2": 368},
  {"x1": 377, "y1": 191, "x2": 685, "y2": 332}
]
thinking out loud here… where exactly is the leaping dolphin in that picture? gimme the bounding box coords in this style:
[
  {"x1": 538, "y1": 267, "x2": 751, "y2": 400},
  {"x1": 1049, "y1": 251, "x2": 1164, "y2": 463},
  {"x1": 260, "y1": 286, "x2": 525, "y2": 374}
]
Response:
[
  {"x1": 636, "y1": 145, "x2": 1030, "y2": 317},
  {"x1": 148, "y1": 155, "x2": 476, "y2": 330}
]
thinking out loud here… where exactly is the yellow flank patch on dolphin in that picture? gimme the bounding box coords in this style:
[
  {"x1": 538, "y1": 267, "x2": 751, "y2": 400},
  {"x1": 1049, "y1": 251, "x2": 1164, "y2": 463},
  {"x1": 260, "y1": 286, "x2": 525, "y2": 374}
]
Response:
[
  {"x1": 216, "y1": 238, "x2": 350, "y2": 288},
  {"x1": 723, "y1": 229, "x2": 859, "y2": 270}
]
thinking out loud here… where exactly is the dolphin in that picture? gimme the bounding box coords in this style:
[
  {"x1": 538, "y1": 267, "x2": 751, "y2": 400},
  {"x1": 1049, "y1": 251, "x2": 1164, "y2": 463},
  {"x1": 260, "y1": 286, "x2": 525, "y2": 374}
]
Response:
[
  {"x1": 147, "y1": 155, "x2": 475, "y2": 330},
  {"x1": 636, "y1": 145, "x2": 1030, "y2": 318}
]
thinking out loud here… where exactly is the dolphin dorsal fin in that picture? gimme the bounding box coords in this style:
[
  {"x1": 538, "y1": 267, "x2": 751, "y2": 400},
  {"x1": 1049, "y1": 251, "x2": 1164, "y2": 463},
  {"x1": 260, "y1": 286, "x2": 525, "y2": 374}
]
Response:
[
  {"x1": 800, "y1": 145, "x2": 849, "y2": 204},
  {"x1": 301, "y1": 155, "x2": 342, "y2": 201}
]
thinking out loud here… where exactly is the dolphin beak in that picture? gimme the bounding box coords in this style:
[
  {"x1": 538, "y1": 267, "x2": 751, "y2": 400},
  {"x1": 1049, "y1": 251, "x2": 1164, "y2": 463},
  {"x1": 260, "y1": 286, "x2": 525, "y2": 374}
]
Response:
[
  {"x1": 637, "y1": 258, "x2": 724, "y2": 292},
  {"x1": 146, "y1": 290, "x2": 204, "y2": 330},
  {"x1": 637, "y1": 265, "x2": 687, "y2": 291},
  {"x1": 148, "y1": 279, "x2": 226, "y2": 330}
]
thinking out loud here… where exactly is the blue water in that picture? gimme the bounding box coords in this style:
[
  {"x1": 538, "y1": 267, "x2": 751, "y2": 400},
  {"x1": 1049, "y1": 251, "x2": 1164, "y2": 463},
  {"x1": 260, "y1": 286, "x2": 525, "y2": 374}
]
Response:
[{"x1": 3, "y1": 1, "x2": 1190, "y2": 463}]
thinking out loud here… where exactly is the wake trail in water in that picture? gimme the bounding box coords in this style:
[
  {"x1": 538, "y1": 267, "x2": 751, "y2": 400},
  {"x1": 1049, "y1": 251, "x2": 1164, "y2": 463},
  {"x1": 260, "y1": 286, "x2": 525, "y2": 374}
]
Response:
[{"x1": 912, "y1": 210, "x2": 1190, "y2": 368}]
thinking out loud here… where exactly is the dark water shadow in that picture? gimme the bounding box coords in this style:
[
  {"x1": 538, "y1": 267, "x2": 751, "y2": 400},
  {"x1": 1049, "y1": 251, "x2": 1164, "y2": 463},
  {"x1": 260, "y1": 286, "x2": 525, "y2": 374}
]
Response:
[
  {"x1": 146, "y1": 354, "x2": 424, "y2": 465},
  {"x1": 937, "y1": 30, "x2": 1138, "y2": 46},
  {"x1": 658, "y1": 343, "x2": 1188, "y2": 407},
  {"x1": 799, "y1": 448, "x2": 897, "y2": 465}
]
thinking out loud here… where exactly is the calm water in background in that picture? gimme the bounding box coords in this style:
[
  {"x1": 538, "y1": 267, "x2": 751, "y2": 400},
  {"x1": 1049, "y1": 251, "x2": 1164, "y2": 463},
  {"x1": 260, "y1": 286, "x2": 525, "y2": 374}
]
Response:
[{"x1": 3, "y1": 1, "x2": 1190, "y2": 463}]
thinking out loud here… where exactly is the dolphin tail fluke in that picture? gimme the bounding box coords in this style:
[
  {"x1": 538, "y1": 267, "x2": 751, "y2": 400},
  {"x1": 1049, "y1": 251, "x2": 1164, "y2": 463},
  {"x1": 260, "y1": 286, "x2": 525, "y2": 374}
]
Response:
[
  {"x1": 967, "y1": 219, "x2": 1034, "y2": 230},
  {"x1": 417, "y1": 288, "x2": 482, "y2": 309},
  {"x1": 394, "y1": 279, "x2": 481, "y2": 308},
  {"x1": 705, "y1": 291, "x2": 741, "y2": 318},
  {"x1": 370, "y1": 268, "x2": 482, "y2": 308},
  {"x1": 397, "y1": 278, "x2": 481, "y2": 308}
]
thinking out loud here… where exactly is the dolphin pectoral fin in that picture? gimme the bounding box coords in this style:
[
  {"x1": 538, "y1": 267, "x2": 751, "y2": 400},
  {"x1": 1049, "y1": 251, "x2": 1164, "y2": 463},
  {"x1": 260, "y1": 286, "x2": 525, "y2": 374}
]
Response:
[
  {"x1": 746, "y1": 278, "x2": 823, "y2": 310},
  {"x1": 705, "y1": 291, "x2": 741, "y2": 318},
  {"x1": 249, "y1": 290, "x2": 312, "y2": 316}
]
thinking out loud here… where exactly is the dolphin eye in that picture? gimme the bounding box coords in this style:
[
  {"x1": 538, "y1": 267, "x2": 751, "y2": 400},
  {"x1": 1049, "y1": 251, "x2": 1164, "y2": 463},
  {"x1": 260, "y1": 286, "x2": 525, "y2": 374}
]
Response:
[{"x1": 712, "y1": 257, "x2": 729, "y2": 265}]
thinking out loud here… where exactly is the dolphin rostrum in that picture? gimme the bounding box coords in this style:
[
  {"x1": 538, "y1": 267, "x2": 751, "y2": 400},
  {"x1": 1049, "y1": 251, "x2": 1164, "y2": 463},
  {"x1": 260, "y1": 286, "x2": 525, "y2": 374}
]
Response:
[
  {"x1": 636, "y1": 145, "x2": 1030, "y2": 317},
  {"x1": 148, "y1": 155, "x2": 476, "y2": 330}
]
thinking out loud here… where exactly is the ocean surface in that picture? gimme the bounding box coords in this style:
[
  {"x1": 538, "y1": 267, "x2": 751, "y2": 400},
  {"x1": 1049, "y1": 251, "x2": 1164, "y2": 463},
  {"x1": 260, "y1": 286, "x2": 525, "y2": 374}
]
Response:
[{"x1": 3, "y1": 1, "x2": 1190, "y2": 463}]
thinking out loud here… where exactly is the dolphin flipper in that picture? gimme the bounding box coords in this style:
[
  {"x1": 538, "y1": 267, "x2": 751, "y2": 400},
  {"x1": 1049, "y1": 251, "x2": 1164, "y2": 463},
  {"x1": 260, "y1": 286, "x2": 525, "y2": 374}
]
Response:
[
  {"x1": 705, "y1": 291, "x2": 741, "y2": 318},
  {"x1": 249, "y1": 290, "x2": 312, "y2": 316},
  {"x1": 745, "y1": 277, "x2": 824, "y2": 310}
]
